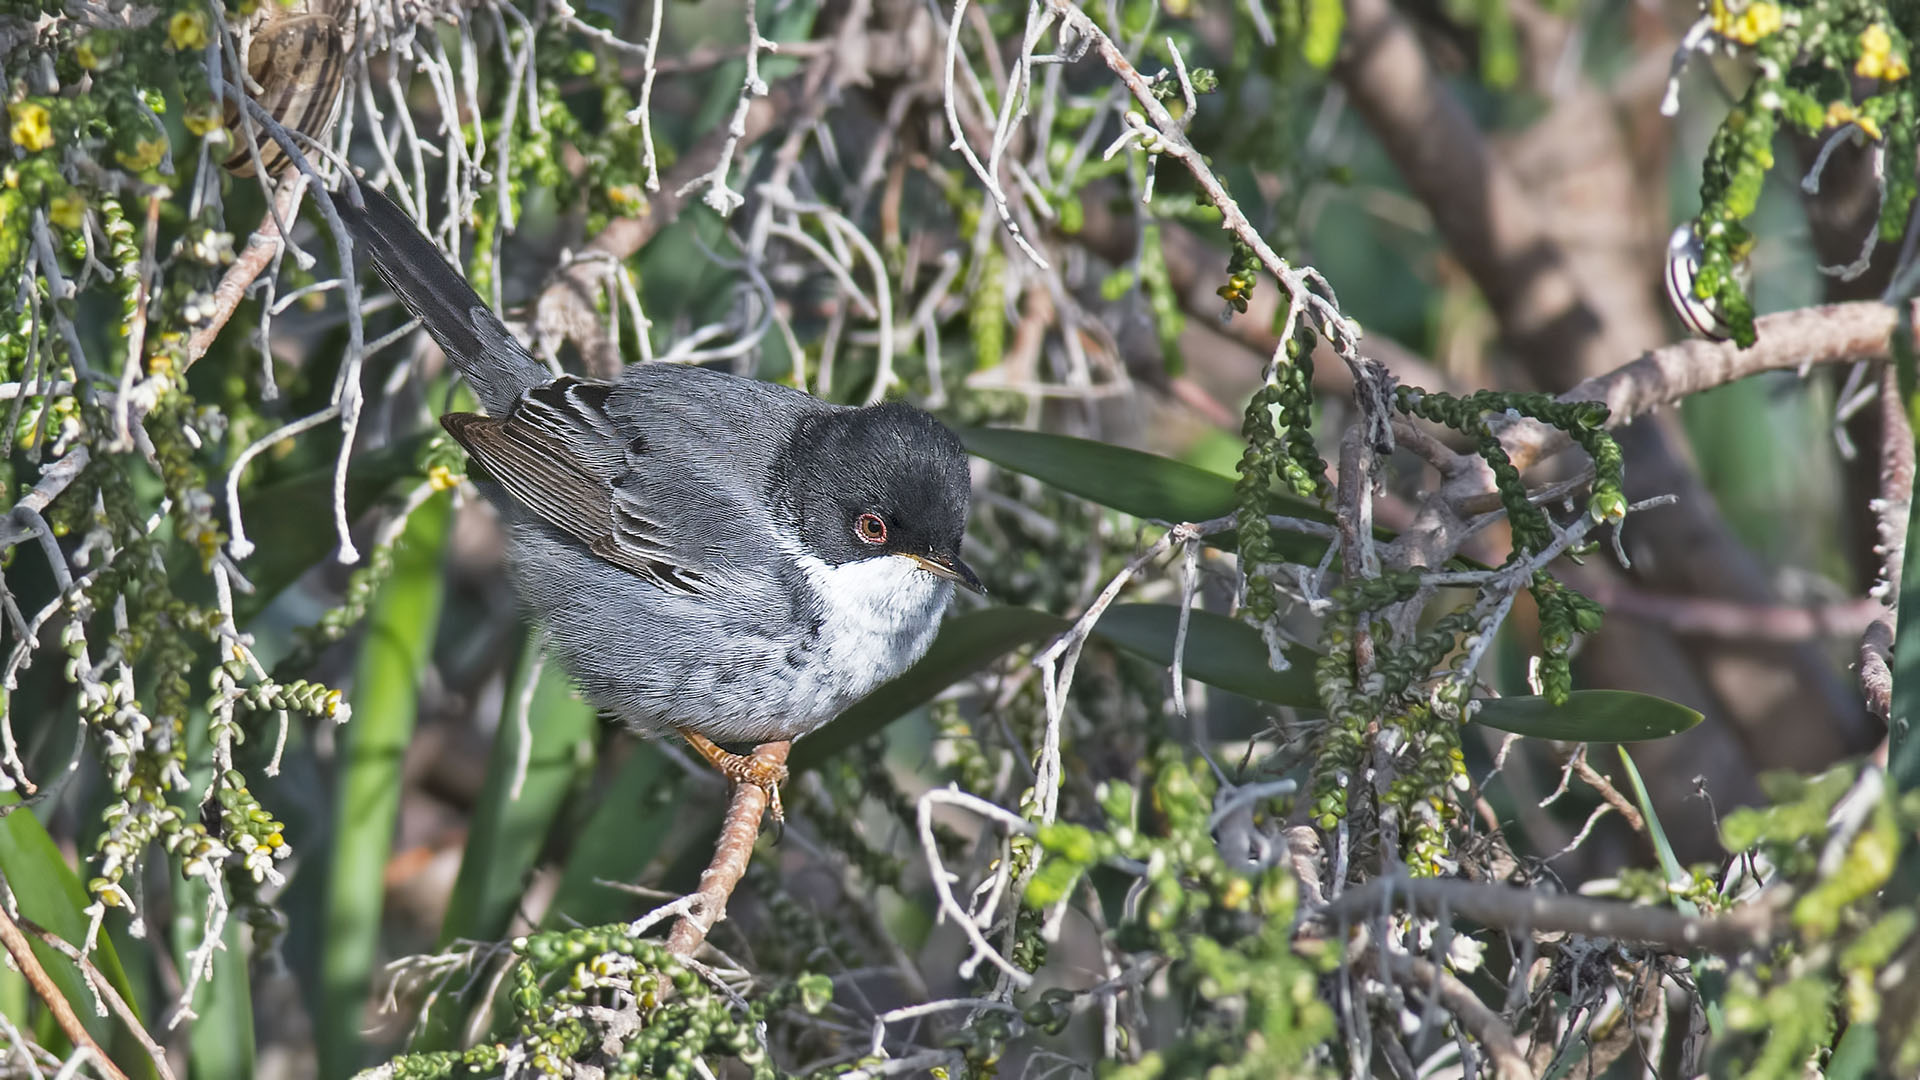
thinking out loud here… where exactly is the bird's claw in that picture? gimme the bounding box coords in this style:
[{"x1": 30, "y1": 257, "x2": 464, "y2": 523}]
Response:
[{"x1": 679, "y1": 730, "x2": 788, "y2": 827}]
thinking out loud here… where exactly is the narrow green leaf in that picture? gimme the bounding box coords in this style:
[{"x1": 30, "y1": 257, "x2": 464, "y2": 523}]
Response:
[
  {"x1": 541, "y1": 744, "x2": 675, "y2": 931},
  {"x1": 408, "y1": 635, "x2": 598, "y2": 1052},
  {"x1": 317, "y1": 493, "x2": 451, "y2": 1080},
  {"x1": 958, "y1": 427, "x2": 1241, "y2": 525},
  {"x1": 440, "y1": 637, "x2": 597, "y2": 946},
  {"x1": 170, "y1": 875, "x2": 254, "y2": 1079},
  {"x1": 1891, "y1": 432, "x2": 1920, "y2": 792},
  {"x1": 1475, "y1": 692, "x2": 1702, "y2": 742},
  {"x1": 0, "y1": 795, "x2": 141, "y2": 1059},
  {"x1": 170, "y1": 705, "x2": 254, "y2": 1079},
  {"x1": 1825, "y1": 1022, "x2": 1878, "y2": 1080},
  {"x1": 1088, "y1": 605, "x2": 1321, "y2": 707},
  {"x1": 957, "y1": 427, "x2": 1378, "y2": 563},
  {"x1": 1616, "y1": 748, "x2": 1696, "y2": 912}
]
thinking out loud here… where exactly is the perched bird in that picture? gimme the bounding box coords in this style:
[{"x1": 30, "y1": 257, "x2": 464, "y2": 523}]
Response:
[
  {"x1": 224, "y1": 0, "x2": 354, "y2": 178},
  {"x1": 330, "y1": 183, "x2": 980, "y2": 818}
]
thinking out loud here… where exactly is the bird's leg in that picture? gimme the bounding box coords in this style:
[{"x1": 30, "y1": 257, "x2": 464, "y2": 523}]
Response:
[{"x1": 679, "y1": 730, "x2": 789, "y2": 824}]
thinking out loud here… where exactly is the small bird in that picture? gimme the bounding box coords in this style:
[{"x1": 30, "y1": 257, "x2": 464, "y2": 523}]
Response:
[
  {"x1": 224, "y1": 0, "x2": 354, "y2": 178},
  {"x1": 330, "y1": 183, "x2": 980, "y2": 819}
]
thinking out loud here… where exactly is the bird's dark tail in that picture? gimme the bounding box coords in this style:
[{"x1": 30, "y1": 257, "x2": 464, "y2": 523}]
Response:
[{"x1": 329, "y1": 183, "x2": 550, "y2": 414}]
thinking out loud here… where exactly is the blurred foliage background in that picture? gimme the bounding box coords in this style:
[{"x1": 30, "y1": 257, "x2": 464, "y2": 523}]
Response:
[{"x1": 3, "y1": 0, "x2": 1920, "y2": 1076}]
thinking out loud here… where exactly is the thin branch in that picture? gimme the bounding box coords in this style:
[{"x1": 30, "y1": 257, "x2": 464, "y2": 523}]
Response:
[
  {"x1": 1317, "y1": 875, "x2": 1778, "y2": 958},
  {"x1": 665, "y1": 740, "x2": 790, "y2": 958},
  {"x1": 0, "y1": 905, "x2": 129, "y2": 1080}
]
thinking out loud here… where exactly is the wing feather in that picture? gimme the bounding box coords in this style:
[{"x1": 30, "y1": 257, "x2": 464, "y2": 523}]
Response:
[{"x1": 441, "y1": 409, "x2": 704, "y2": 591}]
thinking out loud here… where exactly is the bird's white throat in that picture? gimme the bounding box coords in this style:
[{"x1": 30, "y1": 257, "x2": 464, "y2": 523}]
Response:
[{"x1": 794, "y1": 552, "x2": 951, "y2": 692}]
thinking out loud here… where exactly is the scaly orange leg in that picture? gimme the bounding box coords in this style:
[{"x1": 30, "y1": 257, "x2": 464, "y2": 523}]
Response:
[{"x1": 679, "y1": 729, "x2": 789, "y2": 825}]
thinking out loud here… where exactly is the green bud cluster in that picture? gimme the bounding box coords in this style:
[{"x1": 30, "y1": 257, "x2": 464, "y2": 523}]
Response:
[
  {"x1": 1216, "y1": 239, "x2": 1261, "y2": 316},
  {"x1": 1029, "y1": 749, "x2": 1338, "y2": 1079},
  {"x1": 375, "y1": 925, "x2": 836, "y2": 1079},
  {"x1": 798, "y1": 757, "x2": 908, "y2": 888},
  {"x1": 1139, "y1": 224, "x2": 1186, "y2": 374},
  {"x1": 1308, "y1": 613, "x2": 1365, "y2": 830},
  {"x1": 934, "y1": 702, "x2": 996, "y2": 796},
  {"x1": 1710, "y1": 762, "x2": 1920, "y2": 1079},
  {"x1": 1236, "y1": 333, "x2": 1328, "y2": 628},
  {"x1": 1374, "y1": 704, "x2": 1469, "y2": 877},
  {"x1": 749, "y1": 861, "x2": 861, "y2": 975},
  {"x1": 1527, "y1": 573, "x2": 1602, "y2": 706},
  {"x1": 1684, "y1": 4, "x2": 1917, "y2": 347}
]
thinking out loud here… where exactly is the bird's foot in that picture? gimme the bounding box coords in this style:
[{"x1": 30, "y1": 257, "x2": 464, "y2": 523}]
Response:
[{"x1": 679, "y1": 730, "x2": 789, "y2": 825}]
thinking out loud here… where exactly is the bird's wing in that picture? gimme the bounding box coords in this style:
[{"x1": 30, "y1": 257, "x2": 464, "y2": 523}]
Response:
[{"x1": 443, "y1": 376, "x2": 715, "y2": 594}]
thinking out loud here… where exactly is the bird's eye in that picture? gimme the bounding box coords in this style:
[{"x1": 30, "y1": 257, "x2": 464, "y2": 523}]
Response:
[{"x1": 855, "y1": 512, "x2": 888, "y2": 545}]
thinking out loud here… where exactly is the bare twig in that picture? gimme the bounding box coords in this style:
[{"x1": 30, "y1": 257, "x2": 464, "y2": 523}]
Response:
[
  {"x1": 13, "y1": 916, "x2": 176, "y2": 1080},
  {"x1": 1361, "y1": 945, "x2": 1535, "y2": 1080},
  {"x1": 0, "y1": 905, "x2": 129, "y2": 1080},
  {"x1": 1318, "y1": 875, "x2": 1777, "y2": 957}
]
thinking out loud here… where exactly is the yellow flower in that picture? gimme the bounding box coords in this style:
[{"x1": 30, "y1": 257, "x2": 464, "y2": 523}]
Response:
[
  {"x1": 7, "y1": 101, "x2": 53, "y2": 153},
  {"x1": 168, "y1": 10, "x2": 209, "y2": 51},
  {"x1": 183, "y1": 100, "x2": 223, "y2": 137},
  {"x1": 75, "y1": 35, "x2": 107, "y2": 70},
  {"x1": 1857, "y1": 25, "x2": 1911, "y2": 81},
  {"x1": 117, "y1": 136, "x2": 168, "y2": 171},
  {"x1": 49, "y1": 191, "x2": 85, "y2": 230},
  {"x1": 1711, "y1": 0, "x2": 1782, "y2": 46},
  {"x1": 1825, "y1": 101, "x2": 1882, "y2": 141},
  {"x1": 427, "y1": 463, "x2": 458, "y2": 492}
]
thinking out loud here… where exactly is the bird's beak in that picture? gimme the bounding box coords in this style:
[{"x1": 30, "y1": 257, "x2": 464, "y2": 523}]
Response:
[{"x1": 898, "y1": 552, "x2": 986, "y2": 595}]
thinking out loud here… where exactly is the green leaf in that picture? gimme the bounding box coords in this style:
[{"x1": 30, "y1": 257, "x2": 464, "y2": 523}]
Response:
[
  {"x1": 1892, "y1": 417, "x2": 1920, "y2": 792},
  {"x1": 1825, "y1": 1022, "x2": 1878, "y2": 1080},
  {"x1": 409, "y1": 635, "x2": 598, "y2": 1052},
  {"x1": 1616, "y1": 747, "x2": 1695, "y2": 911},
  {"x1": 957, "y1": 426, "x2": 1373, "y2": 563},
  {"x1": 798, "y1": 601, "x2": 1704, "y2": 774},
  {"x1": 541, "y1": 743, "x2": 675, "y2": 931},
  {"x1": 1088, "y1": 605, "x2": 1321, "y2": 707},
  {"x1": 170, "y1": 705, "x2": 254, "y2": 1080},
  {"x1": 317, "y1": 492, "x2": 451, "y2": 1080},
  {"x1": 958, "y1": 427, "x2": 1241, "y2": 525},
  {"x1": 794, "y1": 607, "x2": 1064, "y2": 772},
  {"x1": 171, "y1": 874, "x2": 254, "y2": 1080},
  {"x1": 440, "y1": 638, "x2": 597, "y2": 947},
  {"x1": 1474, "y1": 692, "x2": 1702, "y2": 742},
  {"x1": 0, "y1": 795, "x2": 142, "y2": 1063}
]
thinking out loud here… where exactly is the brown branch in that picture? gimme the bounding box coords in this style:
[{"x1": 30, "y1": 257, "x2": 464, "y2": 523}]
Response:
[
  {"x1": 185, "y1": 176, "x2": 309, "y2": 368},
  {"x1": 1335, "y1": 0, "x2": 1619, "y2": 385},
  {"x1": 0, "y1": 904, "x2": 130, "y2": 1080},
  {"x1": 1361, "y1": 945, "x2": 1535, "y2": 1080},
  {"x1": 15, "y1": 916, "x2": 176, "y2": 1080},
  {"x1": 666, "y1": 740, "x2": 791, "y2": 958},
  {"x1": 1319, "y1": 875, "x2": 1777, "y2": 958},
  {"x1": 1069, "y1": 193, "x2": 1456, "y2": 396},
  {"x1": 1571, "y1": 577, "x2": 1885, "y2": 644},
  {"x1": 1504, "y1": 301, "x2": 1912, "y2": 472},
  {"x1": 1864, "y1": 357, "x2": 1914, "y2": 720}
]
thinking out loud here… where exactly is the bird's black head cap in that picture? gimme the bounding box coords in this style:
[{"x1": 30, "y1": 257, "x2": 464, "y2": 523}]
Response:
[{"x1": 775, "y1": 403, "x2": 975, "y2": 583}]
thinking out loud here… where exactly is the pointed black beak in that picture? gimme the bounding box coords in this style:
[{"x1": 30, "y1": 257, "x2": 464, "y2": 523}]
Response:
[{"x1": 899, "y1": 552, "x2": 987, "y2": 595}]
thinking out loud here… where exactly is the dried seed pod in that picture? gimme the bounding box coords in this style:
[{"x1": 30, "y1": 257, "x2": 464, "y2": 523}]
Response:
[{"x1": 224, "y1": 0, "x2": 354, "y2": 178}]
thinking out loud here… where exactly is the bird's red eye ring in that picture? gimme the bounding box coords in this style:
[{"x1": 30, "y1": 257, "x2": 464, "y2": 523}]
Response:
[{"x1": 855, "y1": 512, "x2": 888, "y2": 545}]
